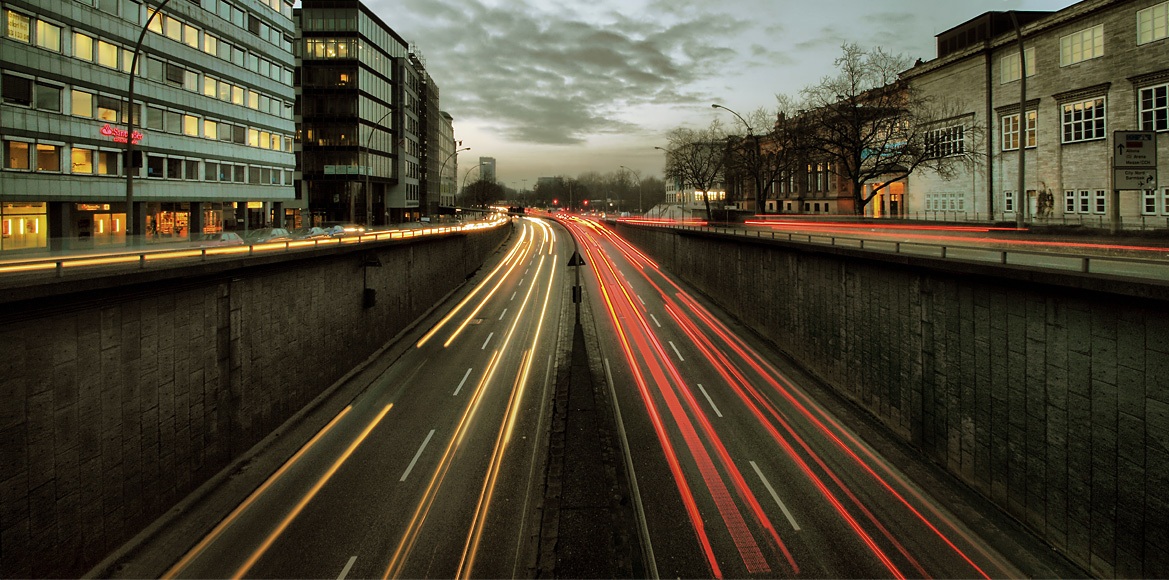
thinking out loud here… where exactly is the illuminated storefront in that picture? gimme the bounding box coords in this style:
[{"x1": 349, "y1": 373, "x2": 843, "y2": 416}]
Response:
[{"x1": 1, "y1": 203, "x2": 47, "y2": 251}]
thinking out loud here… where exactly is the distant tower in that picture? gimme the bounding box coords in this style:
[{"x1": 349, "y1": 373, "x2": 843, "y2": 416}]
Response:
[{"x1": 479, "y1": 157, "x2": 497, "y2": 184}]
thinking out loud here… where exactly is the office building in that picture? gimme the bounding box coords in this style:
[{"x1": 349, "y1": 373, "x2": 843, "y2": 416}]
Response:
[{"x1": 479, "y1": 156, "x2": 495, "y2": 184}]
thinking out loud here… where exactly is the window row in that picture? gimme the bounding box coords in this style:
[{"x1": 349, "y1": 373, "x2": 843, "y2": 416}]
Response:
[
  {"x1": 162, "y1": 1, "x2": 292, "y2": 53},
  {"x1": 1141, "y1": 188, "x2": 1169, "y2": 215},
  {"x1": 203, "y1": 76, "x2": 292, "y2": 119},
  {"x1": 3, "y1": 139, "x2": 292, "y2": 185},
  {"x1": 925, "y1": 192, "x2": 966, "y2": 212},
  {"x1": 1, "y1": 75, "x2": 292, "y2": 151},
  {"x1": 998, "y1": 97, "x2": 1108, "y2": 151},
  {"x1": 1062, "y1": 189, "x2": 1107, "y2": 214},
  {"x1": 925, "y1": 125, "x2": 965, "y2": 158}
]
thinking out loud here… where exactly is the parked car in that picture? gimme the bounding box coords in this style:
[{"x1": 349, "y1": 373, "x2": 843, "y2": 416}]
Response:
[
  {"x1": 244, "y1": 228, "x2": 292, "y2": 244},
  {"x1": 289, "y1": 226, "x2": 330, "y2": 240},
  {"x1": 324, "y1": 224, "x2": 366, "y2": 237},
  {"x1": 195, "y1": 232, "x2": 245, "y2": 246}
]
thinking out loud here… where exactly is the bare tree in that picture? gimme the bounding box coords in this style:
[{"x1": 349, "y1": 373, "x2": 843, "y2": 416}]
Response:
[
  {"x1": 802, "y1": 43, "x2": 978, "y2": 215},
  {"x1": 719, "y1": 97, "x2": 814, "y2": 215},
  {"x1": 663, "y1": 118, "x2": 728, "y2": 221}
]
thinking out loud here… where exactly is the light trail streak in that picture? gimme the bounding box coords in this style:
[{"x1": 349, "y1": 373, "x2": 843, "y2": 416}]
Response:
[
  {"x1": 231, "y1": 404, "x2": 393, "y2": 579},
  {"x1": 162, "y1": 406, "x2": 354, "y2": 579},
  {"x1": 441, "y1": 224, "x2": 536, "y2": 347}
]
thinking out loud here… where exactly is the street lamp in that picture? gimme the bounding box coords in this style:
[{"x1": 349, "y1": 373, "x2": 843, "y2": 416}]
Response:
[
  {"x1": 364, "y1": 108, "x2": 395, "y2": 227},
  {"x1": 439, "y1": 145, "x2": 470, "y2": 209},
  {"x1": 461, "y1": 163, "x2": 486, "y2": 205},
  {"x1": 712, "y1": 103, "x2": 762, "y2": 216},
  {"x1": 125, "y1": 0, "x2": 175, "y2": 246},
  {"x1": 619, "y1": 165, "x2": 642, "y2": 215}
]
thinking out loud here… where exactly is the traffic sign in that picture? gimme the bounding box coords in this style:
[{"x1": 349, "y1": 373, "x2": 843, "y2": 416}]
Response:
[
  {"x1": 1114, "y1": 168, "x2": 1158, "y2": 190},
  {"x1": 1114, "y1": 131, "x2": 1157, "y2": 168}
]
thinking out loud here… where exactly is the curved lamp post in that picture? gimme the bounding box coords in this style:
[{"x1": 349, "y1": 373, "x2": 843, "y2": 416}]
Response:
[
  {"x1": 460, "y1": 163, "x2": 486, "y2": 206},
  {"x1": 363, "y1": 108, "x2": 395, "y2": 226},
  {"x1": 619, "y1": 165, "x2": 642, "y2": 215},
  {"x1": 125, "y1": 0, "x2": 174, "y2": 245},
  {"x1": 712, "y1": 103, "x2": 760, "y2": 215}
]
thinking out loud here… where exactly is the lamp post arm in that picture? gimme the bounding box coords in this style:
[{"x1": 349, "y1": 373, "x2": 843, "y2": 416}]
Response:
[
  {"x1": 125, "y1": 0, "x2": 174, "y2": 245},
  {"x1": 362, "y1": 107, "x2": 395, "y2": 225}
]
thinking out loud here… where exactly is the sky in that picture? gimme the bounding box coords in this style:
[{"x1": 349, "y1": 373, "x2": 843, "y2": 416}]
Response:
[{"x1": 363, "y1": 0, "x2": 1074, "y2": 189}]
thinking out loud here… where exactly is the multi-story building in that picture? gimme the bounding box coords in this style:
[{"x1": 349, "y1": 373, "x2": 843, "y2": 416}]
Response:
[
  {"x1": 296, "y1": 0, "x2": 421, "y2": 226},
  {"x1": 438, "y1": 111, "x2": 456, "y2": 208},
  {"x1": 904, "y1": 0, "x2": 1169, "y2": 225},
  {"x1": 1, "y1": 0, "x2": 297, "y2": 253},
  {"x1": 411, "y1": 51, "x2": 442, "y2": 216},
  {"x1": 478, "y1": 156, "x2": 495, "y2": 184}
]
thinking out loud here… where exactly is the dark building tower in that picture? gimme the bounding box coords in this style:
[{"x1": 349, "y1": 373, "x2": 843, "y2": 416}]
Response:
[
  {"x1": 410, "y1": 51, "x2": 442, "y2": 216},
  {"x1": 296, "y1": 0, "x2": 419, "y2": 226}
]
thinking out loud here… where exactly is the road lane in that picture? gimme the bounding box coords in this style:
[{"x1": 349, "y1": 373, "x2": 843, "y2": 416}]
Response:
[
  {"x1": 561, "y1": 214, "x2": 1032, "y2": 579},
  {"x1": 162, "y1": 217, "x2": 567, "y2": 579}
]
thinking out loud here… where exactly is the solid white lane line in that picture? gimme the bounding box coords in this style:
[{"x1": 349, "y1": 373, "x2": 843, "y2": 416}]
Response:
[
  {"x1": 400, "y1": 429, "x2": 436, "y2": 482},
  {"x1": 454, "y1": 368, "x2": 473, "y2": 396},
  {"x1": 337, "y1": 556, "x2": 357, "y2": 580},
  {"x1": 750, "y1": 460, "x2": 801, "y2": 531},
  {"x1": 605, "y1": 358, "x2": 659, "y2": 579},
  {"x1": 668, "y1": 340, "x2": 684, "y2": 361},
  {"x1": 511, "y1": 291, "x2": 517, "y2": 301},
  {"x1": 696, "y1": 384, "x2": 722, "y2": 417},
  {"x1": 650, "y1": 313, "x2": 662, "y2": 328},
  {"x1": 481, "y1": 332, "x2": 494, "y2": 350},
  {"x1": 499, "y1": 308, "x2": 508, "y2": 320}
]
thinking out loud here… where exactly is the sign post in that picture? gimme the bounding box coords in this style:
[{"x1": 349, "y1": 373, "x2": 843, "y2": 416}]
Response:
[{"x1": 1112, "y1": 131, "x2": 1158, "y2": 234}]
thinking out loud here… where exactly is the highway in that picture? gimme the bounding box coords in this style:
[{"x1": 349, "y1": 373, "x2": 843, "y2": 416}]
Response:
[
  {"x1": 560, "y1": 214, "x2": 1040, "y2": 579},
  {"x1": 158, "y1": 216, "x2": 565, "y2": 579}
]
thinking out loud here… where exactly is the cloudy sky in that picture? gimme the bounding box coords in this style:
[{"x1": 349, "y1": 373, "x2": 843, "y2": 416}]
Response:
[{"x1": 364, "y1": 0, "x2": 1072, "y2": 189}]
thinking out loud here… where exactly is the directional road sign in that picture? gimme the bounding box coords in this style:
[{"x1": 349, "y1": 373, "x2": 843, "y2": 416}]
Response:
[
  {"x1": 1114, "y1": 131, "x2": 1157, "y2": 168},
  {"x1": 1115, "y1": 168, "x2": 1158, "y2": 190}
]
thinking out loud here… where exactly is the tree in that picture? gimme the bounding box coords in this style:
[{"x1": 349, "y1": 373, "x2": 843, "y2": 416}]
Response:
[
  {"x1": 663, "y1": 118, "x2": 728, "y2": 221},
  {"x1": 802, "y1": 43, "x2": 978, "y2": 215},
  {"x1": 719, "y1": 98, "x2": 813, "y2": 215},
  {"x1": 462, "y1": 178, "x2": 505, "y2": 207}
]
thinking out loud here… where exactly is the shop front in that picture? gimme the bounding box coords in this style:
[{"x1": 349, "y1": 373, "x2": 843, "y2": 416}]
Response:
[{"x1": 1, "y1": 202, "x2": 48, "y2": 252}]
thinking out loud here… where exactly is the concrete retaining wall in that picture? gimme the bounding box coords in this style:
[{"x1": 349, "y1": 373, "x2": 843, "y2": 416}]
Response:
[
  {"x1": 0, "y1": 224, "x2": 510, "y2": 577},
  {"x1": 615, "y1": 222, "x2": 1168, "y2": 579}
]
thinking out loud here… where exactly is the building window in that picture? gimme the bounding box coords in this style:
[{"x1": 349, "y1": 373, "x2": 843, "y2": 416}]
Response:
[
  {"x1": 147, "y1": 155, "x2": 164, "y2": 177},
  {"x1": 205, "y1": 162, "x2": 217, "y2": 181},
  {"x1": 926, "y1": 125, "x2": 965, "y2": 157},
  {"x1": 203, "y1": 33, "x2": 217, "y2": 55},
  {"x1": 165, "y1": 16, "x2": 182, "y2": 42},
  {"x1": 72, "y1": 90, "x2": 93, "y2": 117},
  {"x1": 165, "y1": 111, "x2": 181, "y2": 133},
  {"x1": 36, "y1": 144, "x2": 61, "y2": 172},
  {"x1": 204, "y1": 119, "x2": 217, "y2": 139},
  {"x1": 218, "y1": 122, "x2": 232, "y2": 142},
  {"x1": 218, "y1": 162, "x2": 231, "y2": 181},
  {"x1": 1140, "y1": 84, "x2": 1168, "y2": 132},
  {"x1": 146, "y1": 106, "x2": 164, "y2": 130},
  {"x1": 35, "y1": 83, "x2": 61, "y2": 112},
  {"x1": 204, "y1": 76, "x2": 217, "y2": 97},
  {"x1": 1079, "y1": 190, "x2": 1090, "y2": 213},
  {"x1": 183, "y1": 115, "x2": 198, "y2": 136},
  {"x1": 1062, "y1": 98, "x2": 1105, "y2": 143},
  {"x1": 166, "y1": 157, "x2": 182, "y2": 179},
  {"x1": 248, "y1": 128, "x2": 259, "y2": 147},
  {"x1": 165, "y1": 63, "x2": 185, "y2": 86},
  {"x1": 74, "y1": 32, "x2": 94, "y2": 60},
  {"x1": 2, "y1": 75, "x2": 32, "y2": 106},
  {"x1": 97, "y1": 40, "x2": 119, "y2": 68},
  {"x1": 1003, "y1": 191, "x2": 1015, "y2": 213},
  {"x1": 1138, "y1": 2, "x2": 1169, "y2": 45},
  {"x1": 185, "y1": 159, "x2": 199, "y2": 180},
  {"x1": 35, "y1": 20, "x2": 61, "y2": 51},
  {"x1": 1060, "y1": 24, "x2": 1103, "y2": 66},
  {"x1": 1000, "y1": 47, "x2": 1036, "y2": 83},
  {"x1": 1065, "y1": 190, "x2": 1076, "y2": 213},
  {"x1": 146, "y1": 57, "x2": 164, "y2": 82},
  {"x1": 4, "y1": 141, "x2": 30, "y2": 169},
  {"x1": 97, "y1": 151, "x2": 117, "y2": 175},
  {"x1": 248, "y1": 90, "x2": 259, "y2": 109},
  {"x1": 1002, "y1": 111, "x2": 1036, "y2": 150},
  {"x1": 96, "y1": 95, "x2": 120, "y2": 122},
  {"x1": 183, "y1": 24, "x2": 198, "y2": 48},
  {"x1": 1143, "y1": 189, "x2": 1158, "y2": 215},
  {"x1": 72, "y1": 148, "x2": 94, "y2": 173},
  {"x1": 1094, "y1": 190, "x2": 1106, "y2": 214},
  {"x1": 233, "y1": 165, "x2": 245, "y2": 182},
  {"x1": 218, "y1": 82, "x2": 231, "y2": 102},
  {"x1": 232, "y1": 85, "x2": 244, "y2": 105},
  {"x1": 6, "y1": 11, "x2": 30, "y2": 43},
  {"x1": 184, "y1": 70, "x2": 198, "y2": 92}
]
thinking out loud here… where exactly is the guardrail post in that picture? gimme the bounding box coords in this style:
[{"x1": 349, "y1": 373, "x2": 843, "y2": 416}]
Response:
[
  {"x1": 1001, "y1": 251, "x2": 1007, "y2": 264},
  {"x1": 895, "y1": 242, "x2": 901, "y2": 253},
  {"x1": 56, "y1": 261, "x2": 64, "y2": 277},
  {"x1": 859, "y1": 239, "x2": 865, "y2": 249},
  {"x1": 941, "y1": 246, "x2": 947, "y2": 258},
  {"x1": 1081, "y1": 257, "x2": 1089, "y2": 273},
  {"x1": 139, "y1": 254, "x2": 146, "y2": 269},
  {"x1": 202, "y1": 249, "x2": 207, "y2": 261}
]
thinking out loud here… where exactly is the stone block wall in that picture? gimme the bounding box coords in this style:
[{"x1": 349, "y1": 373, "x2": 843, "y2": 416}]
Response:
[
  {"x1": 615, "y1": 222, "x2": 1168, "y2": 578},
  {"x1": 0, "y1": 224, "x2": 509, "y2": 577}
]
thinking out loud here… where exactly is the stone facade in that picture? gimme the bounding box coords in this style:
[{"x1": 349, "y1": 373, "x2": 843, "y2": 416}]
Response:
[
  {"x1": 904, "y1": 0, "x2": 1169, "y2": 226},
  {"x1": 616, "y1": 222, "x2": 1169, "y2": 578},
  {"x1": 0, "y1": 224, "x2": 509, "y2": 577}
]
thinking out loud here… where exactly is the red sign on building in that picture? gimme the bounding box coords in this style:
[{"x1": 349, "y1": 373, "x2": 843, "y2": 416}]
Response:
[{"x1": 100, "y1": 124, "x2": 144, "y2": 144}]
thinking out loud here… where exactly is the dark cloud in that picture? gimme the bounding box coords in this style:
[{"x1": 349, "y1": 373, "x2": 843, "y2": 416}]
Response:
[{"x1": 369, "y1": 0, "x2": 749, "y2": 145}]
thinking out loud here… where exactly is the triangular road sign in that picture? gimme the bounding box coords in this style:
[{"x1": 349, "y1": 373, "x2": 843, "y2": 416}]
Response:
[{"x1": 567, "y1": 251, "x2": 586, "y2": 266}]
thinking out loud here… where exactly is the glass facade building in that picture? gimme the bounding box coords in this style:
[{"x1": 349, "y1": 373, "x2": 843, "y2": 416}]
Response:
[
  {"x1": 296, "y1": 0, "x2": 420, "y2": 225},
  {"x1": 0, "y1": 0, "x2": 297, "y2": 253}
]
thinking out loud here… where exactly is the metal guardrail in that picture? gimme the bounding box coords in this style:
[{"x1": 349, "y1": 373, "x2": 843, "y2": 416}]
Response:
[
  {"x1": 0, "y1": 218, "x2": 508, "y2": 278},
  {"x1": 640, "y1": 223, "x2": 1169, "y2": 282}
]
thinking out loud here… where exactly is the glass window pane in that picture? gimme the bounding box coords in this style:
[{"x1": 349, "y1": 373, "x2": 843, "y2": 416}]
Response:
[
  {"x1": 204, "y1": 76, "x2": 217, "y2": 97},
  {"x1": 36, "y1": 20, "x2": 61, "y2": 51},
  {"x1": 165, "y1": 16, "x2": 182, "y2": 41},
  {"x1": 74, "y1": 32, "x2": 94, "y2": 60},
  {"x1": 72, "y1": 148, "x2": 94, "y2": 173},
  {"x1": 36, "y1": 144, "x2": 61, "y2": 171},
  {"x1": 184, "y1": 24, "x2": 198, "y2": 48},
  {"x1": 72, "y1": 90, "x2": 93, "y2": 117},
  {"x1": 35, "y1": 83, "x2": 61, "y2": 111},
  {"x1": 165, "y1": 110, "x2": 181, "y2": 132},
  {"x1": 204, "y1": 120, "x2": 217, "y2": 139},
  {"x1": 183, "y1": 115, "x2": 198, "y2": 136},
  {"x1": 6, "y1": 141, "x2": 30, "y2": 169},
  {"x1": 97, "y1": 40, "x2": 118, "y2": 68}
]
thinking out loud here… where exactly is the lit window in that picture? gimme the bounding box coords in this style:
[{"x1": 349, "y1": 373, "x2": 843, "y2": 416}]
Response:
[
  {"x1": 72, "y1": 90, "x2": 93, "y2": 117},
  {"x1": 36, "y1": 144, "x2": 61, "y2": 172},
  {"x1": 259, "y1": 131, "x2": 271, "y2": 149},
  {"x1": 184, "y1": 24, "x2": 198, "y2": 48},
  {"x1": 74, "y1": 32, "x2": 94, "y2": 61},
  {"x1": 1138, "y1": 2, "x2": 1169, "y2": 45},
  {"x1": 35, "y1": 20, "x2": 61, "y2": 51},
  {"x1": 1000, "y1": 47, "x2": 1036, "y2": 83},
  {"x1": 218, "y1": 81, "x2": 230, "y2": 101},
  {"x1": 203, "y1": 119, "x2": 217, "y2": 139},
  {"x1": 97, "y1": 40, "x2": 118, "y2": 68},
  {"x1": 72, "y1": 148, "x2": 94, "y2": 173},
  {"x1": 146, "y1": 8, "x2": 163, "y2": 33},
  {"x1": 1140, "y1": 84, "x2": 1168, "y2": 132},
  {"x1": 248, "y1": 90, "x2": 259, "y2": 109},
  {"x1": 1001, "y1": 111, "x2": 1036, "y2": 150},
  {"x1": 6, "y1": 11, "x2": 30, "y2": 43},
  {"x1": 183, "y1": 115, "x2": 198, "y2": 136},
  {"x1": 203, "y1": 33, "x2": 217, "y2": 55},
  {"x1": 248, "y1": 128, "x2": 259, "y2": 147},
  {"x1": 97, "y1": 151, "x2": 117, "y2": 175},
  {"x1": 166, "y1": 16, "x2": 182, "y2": 41},
  {"x1": 4, "y1": 141, "x2": 30, "y2": 169},
  {"x1": 231, "y1": 85, "x2": 243, "y2": 105},
  {"x1": 96, "y1": 95, "x2": 120, "y2": 122},
  {"x1": 204, "y1": 76, "x2": 217, "y2": 97},
  {"x1": 1062, "y1": 98, "x2": 1105, "y2": 143},
  {"x1": 926, "y1": 125, "x2": 965, "y2": 157},
  {"x1": 1060, "y1": 24, "x2": 1103, "y2": 66}
]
